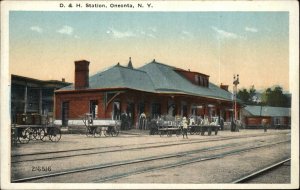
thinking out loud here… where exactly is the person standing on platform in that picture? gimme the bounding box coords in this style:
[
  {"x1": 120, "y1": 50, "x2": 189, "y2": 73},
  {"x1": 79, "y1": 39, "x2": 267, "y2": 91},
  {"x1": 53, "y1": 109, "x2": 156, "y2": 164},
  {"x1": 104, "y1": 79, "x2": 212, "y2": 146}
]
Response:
[
  {"x1": 220, "y1": 117, "x2": 224, "y2": 131},
  {"x1": 182, "y1": 117, "x2": 188, "y2": 139},
  {"x1": 262, "y1": 118, "x2": 268, "y2": 132}
]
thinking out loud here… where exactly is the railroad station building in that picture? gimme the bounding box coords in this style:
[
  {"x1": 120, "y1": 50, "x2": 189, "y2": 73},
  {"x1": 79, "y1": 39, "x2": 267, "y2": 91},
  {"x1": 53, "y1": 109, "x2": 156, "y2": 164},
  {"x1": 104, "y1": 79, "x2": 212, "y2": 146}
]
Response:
[{"x1": 54, "y1": 59, "x2": 242, "y2": 128}]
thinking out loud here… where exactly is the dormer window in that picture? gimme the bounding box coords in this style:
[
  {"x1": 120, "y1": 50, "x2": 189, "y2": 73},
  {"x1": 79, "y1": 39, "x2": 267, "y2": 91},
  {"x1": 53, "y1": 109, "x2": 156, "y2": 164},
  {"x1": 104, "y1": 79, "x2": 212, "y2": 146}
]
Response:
[
  {"x1": 195, "y1": 75, "x2": 199, "y2": 83},
  {"x1": 175, "y1": 69, "x2": 209, "y2": 88},
  {"x1": 197, "y1": 75, "x2": 208, "y2": 87},
  {"x1": 199, "y1": 76, "x2": 203, "y2": 86},
  {"x1": 204, "y1": 78, "x2": 208, "y2": 87}
]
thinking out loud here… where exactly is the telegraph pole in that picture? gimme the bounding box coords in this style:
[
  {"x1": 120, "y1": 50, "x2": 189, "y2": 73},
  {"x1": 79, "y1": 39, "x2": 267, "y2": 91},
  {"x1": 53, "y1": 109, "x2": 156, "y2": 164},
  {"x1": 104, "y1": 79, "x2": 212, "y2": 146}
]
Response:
[{"x1": 233, "y1": 74, "x2": 239, "y2": 121}]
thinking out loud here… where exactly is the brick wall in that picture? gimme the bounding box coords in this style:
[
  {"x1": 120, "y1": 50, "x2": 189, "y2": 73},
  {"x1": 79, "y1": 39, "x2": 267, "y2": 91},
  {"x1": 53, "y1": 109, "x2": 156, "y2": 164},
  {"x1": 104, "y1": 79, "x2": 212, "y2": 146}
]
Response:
[
  {"x1": 246, "y1": 117, "x2": 271, "y2": 126},
  {"x1": 55, "y1": 89, "x2": 239, "y2": 129},
  {"x1": 55, "y1": 91, "x2": 105, "y2": 119}
]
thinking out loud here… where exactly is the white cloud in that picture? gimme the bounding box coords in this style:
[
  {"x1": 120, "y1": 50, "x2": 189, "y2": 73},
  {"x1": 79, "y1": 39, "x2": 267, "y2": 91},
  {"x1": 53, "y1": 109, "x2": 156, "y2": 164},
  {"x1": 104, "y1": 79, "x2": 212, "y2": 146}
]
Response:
[
  {"x1": 140, "y1": 30, "x2": 146, "y2": 35},
  {"x1": 57, "y1": 25, "x2": 74, "y2": 35},
  {"x1": 211, "y1": 26, "x2": 241, "y2": 39},
  {"x1": 245, "y1": 27, "x2": 258, "y2": 33},
  {"x1": 30, "y1": 26, "x2": 43, "y2": 33},
  {"x1": 139, "y1": 29, "x2": 156, "y2": 38},
  {"x1": 149, "y1": 27, "x2": 157, "y2": 33},
  {"x1": 181, "y1": 30, "x2": 193, "y2": 39},
  {"x1": 147, "y1": 33, "x2": 156, "y2": 38},
  {"x1": 106, "y1": 28, "x2": 136, "y2": 39},
  {"x1": 106, "y1": 27, "x2": 157, "y2": 39}
]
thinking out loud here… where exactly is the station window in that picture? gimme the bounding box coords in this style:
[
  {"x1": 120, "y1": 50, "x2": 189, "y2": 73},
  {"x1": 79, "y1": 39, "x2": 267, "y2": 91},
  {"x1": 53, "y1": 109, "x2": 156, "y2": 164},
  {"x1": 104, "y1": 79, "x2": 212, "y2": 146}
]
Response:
[
  {"x1": 151, "y1": 103, "x2": 161, "y2": 118},
  {"x1": 191, "y1": 105, "x2": 197, "y2": 116},
  {"x1": 138, "y1": 102, "x2": 145, "y2": 115},
  {"x1": 167, "y1": 100, "x2": 176, "y2": 117},
  {"x1": 113, "y1": 101, "x2": 121, "y2": 120},
  {"x1": 126, "y1": 103, "x2": 135, "y2": 120},
  {"x1": 89, "y1": 100, "x2": 98, "y2": 118},
  {"x1": 181, "y1": 104, "x2": 188, "y2": 117},
  {"x1": 62, "y1": 101, "x2": 69, "y2": 126}
]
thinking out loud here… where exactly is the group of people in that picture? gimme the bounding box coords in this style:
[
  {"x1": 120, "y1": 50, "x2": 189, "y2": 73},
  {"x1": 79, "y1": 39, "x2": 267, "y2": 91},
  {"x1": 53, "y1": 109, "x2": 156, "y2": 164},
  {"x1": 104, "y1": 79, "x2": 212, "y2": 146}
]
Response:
[
  {"x1": 118, "y1": 112, "x2": 269, "y2": 133},
  {"x1": 181, "y1": 115, "x2": 224, "y2": 139}
]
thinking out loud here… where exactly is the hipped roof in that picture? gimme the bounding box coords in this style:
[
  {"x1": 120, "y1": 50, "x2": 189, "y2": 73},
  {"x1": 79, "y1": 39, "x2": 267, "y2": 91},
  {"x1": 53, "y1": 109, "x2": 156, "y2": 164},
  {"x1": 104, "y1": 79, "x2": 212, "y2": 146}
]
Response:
[{"x1": 58, "y1": 60, "x2": 236, "y2": 102}]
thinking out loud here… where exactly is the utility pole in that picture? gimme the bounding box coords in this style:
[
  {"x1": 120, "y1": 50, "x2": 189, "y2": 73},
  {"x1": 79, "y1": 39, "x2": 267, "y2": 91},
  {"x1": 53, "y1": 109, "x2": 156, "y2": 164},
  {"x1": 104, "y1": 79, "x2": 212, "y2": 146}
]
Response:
[{"x1": 233, "y1": 74, "x2": 239, "y2": 121}]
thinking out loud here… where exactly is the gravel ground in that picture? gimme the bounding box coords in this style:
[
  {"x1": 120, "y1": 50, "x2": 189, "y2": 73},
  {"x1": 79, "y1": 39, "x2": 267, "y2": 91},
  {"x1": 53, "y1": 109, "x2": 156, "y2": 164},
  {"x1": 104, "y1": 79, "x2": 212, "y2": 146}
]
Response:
[
  {"x1": 106, "y1": 142, "x2": 290, "y2": 184},
  {"x1": 10, "y1": 129, "x2": 291, "y2": 184},
  {"x1": 245, "y1": 161, "x2": 290, "y2": 183},
  {"x1": 11, "y1": 129, "x2": 289, "y2": 155}
]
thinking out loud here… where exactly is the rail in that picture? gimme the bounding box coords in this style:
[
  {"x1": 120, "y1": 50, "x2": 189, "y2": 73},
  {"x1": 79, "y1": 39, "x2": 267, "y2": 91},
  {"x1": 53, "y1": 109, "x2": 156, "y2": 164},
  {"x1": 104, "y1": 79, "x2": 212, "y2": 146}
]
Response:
[
  {"x1": 231, "y1": 158, "x2": 291, "y2": 183},
  {"x1": 12, "y1": 139, "x2": 290, "y2": 183},
  {"x1": 12, "y1": 132, "x2": 288, "y2": 163}
]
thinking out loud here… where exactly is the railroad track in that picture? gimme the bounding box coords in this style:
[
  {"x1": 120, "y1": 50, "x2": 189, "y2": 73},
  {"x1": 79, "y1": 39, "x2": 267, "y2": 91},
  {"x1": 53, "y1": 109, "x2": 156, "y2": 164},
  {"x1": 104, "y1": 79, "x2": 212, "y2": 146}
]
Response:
[
  {"x1": 231, "y1": 158, "x2": 291, "y2": 183},
  {"x1": 12, "y1": 139, "x2": 290, "y2": 183},
  {"x1": 12, "y1": 131, "x2": 289, "y2": 163}
]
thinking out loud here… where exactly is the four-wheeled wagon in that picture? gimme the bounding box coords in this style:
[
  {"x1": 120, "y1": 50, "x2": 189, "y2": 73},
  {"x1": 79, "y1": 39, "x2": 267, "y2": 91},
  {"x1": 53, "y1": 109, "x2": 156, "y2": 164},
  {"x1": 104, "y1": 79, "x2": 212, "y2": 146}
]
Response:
[
  {"x1": 11, "y1": 113, "x2": 61, "y2": 144},
  {"x1": 81, "y1": 113, "x2": 120, "y2": 137},
  {"x1": 149, "y1": 116, "x2": 221, "y2": 137}
]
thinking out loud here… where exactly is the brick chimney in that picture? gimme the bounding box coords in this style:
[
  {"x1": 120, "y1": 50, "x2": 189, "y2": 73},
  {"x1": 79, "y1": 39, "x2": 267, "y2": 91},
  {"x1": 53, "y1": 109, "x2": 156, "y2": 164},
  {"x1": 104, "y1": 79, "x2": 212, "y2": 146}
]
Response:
[
  {"x1": 220, "y1": 83, "x2": 229, "y2": 91},
  {"x1": 75, "y1": 60, "x2": 90, "y2": 89}
]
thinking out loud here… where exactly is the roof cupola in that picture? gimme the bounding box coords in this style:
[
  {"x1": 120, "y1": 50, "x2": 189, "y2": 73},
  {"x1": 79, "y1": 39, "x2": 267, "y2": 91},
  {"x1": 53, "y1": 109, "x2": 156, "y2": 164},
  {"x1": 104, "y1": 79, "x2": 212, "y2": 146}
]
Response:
[{"x1": 127, "y1": 57, "x2": 133, "y2": 69}]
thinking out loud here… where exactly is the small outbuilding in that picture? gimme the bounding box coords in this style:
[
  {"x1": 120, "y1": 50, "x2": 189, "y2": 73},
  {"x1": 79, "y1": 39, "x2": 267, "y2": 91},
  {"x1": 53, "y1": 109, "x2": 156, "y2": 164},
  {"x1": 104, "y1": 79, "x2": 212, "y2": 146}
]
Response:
[
  {"x1": 11, "y1": 74, "x2": 70, "y2": 124},
  {"x1": 242, "y1": 105, "x2": 291, "y2": 129}
]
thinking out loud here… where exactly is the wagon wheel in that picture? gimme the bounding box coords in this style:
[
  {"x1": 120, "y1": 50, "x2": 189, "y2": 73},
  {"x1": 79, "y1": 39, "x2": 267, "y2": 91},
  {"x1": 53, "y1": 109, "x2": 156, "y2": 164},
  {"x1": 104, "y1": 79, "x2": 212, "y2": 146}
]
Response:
[
  {"x1": 195, "y1": 127, "x2": 200, "y2": 135},
  {"x1": 159, "y1": 130, "x2": 164, "y2": 137},
  {"x1": 104, "y1": 127, "x2": 110, "y2": 137},
  {"x1": 33, "y1": 128, "x2": 40, "y2": 140},
  {"x1": 27, "y1": 127, "x2": 37, "y2": 140},
  {"x1": 189, "y1": 127, "x2": 195, "y2": 135},
  {"x1": 37, "y1": 128, "x2": 46, "y2": 141},
  {"x1": 176, "y1": 129, "x2": 181, "y2": 137},
  {"x1": 123, "y1": 121, "x2": 130, "y2": 130},
  {"x1": 94, "y1": 127, "x2": 102, "y2": 137},
  {"x1": 86, "y1": 127, "x2": 94, "y2": 137},
  {"x1": 167, "y1": 130, "x2": 172, "y2": 137},
  {"x1": 149, "y1": 123, "x2": 158, "y2": 135},
  {"x1": 18, "y1": 128, "x2": 30, "y2": 144},
  {"x1": 155, "y1": 126, "x2": 160, "y2": 135},
  {"x1": 111, "y1": 126, "x2": 119, "y2": 137},
  {"x1": 208, "y1": 127, "x2": 212, "y2": 136},
  {"x1": 200, "y1": 128, "x2": 205, "y2": 136},
  {"x1": 215, "y1": 128, "x2": 218, "y2": 135},
  {"x1": 49, "y1": 127, "x2": 61, "y2": 142}
]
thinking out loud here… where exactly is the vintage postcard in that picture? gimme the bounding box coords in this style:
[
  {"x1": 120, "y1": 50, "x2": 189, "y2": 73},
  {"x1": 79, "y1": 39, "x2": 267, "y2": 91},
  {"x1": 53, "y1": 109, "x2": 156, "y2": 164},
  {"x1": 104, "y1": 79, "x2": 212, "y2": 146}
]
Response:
[{"x1": 1, "y1": 0, "x2": 299, "y2": 189}]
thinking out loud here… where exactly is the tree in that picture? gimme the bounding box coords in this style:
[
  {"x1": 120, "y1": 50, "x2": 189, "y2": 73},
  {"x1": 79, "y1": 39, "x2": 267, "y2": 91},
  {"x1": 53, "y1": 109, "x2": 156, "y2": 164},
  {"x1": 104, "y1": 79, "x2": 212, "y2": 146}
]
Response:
[
  {"x1": 261, "y1": 86, "x2": 290, "y2": 107},
  {"x1": 237, "y1": 88, "x2": 250, "y2": 104},
  {"x1": 237, "y1": 85, "x2": 257, "y2": 105},
  {"x1": 249, "y1": 85, "x2": 256, "y2": 100}
]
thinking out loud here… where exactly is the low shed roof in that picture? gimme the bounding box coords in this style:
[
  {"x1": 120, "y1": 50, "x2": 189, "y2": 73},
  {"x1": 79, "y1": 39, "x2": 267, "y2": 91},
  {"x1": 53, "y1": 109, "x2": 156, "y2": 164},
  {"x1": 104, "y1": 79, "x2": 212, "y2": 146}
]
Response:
[{"x1": 245, "y1": 105, "x2": 291, "y2": 117}]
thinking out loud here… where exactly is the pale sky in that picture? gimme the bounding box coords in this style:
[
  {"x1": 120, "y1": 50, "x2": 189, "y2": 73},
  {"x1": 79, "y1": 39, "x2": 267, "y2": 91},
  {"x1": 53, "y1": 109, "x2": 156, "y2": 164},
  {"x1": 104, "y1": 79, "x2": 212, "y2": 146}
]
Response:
[{"x1": 9, "y1": 11, "x2": 289, "y2": 91}]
